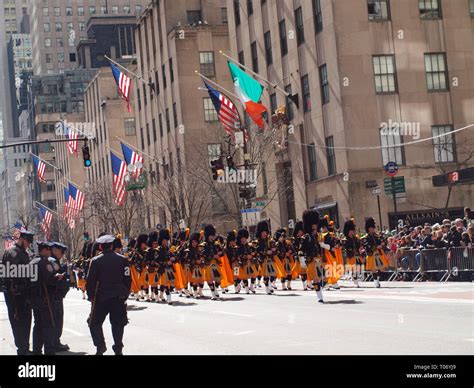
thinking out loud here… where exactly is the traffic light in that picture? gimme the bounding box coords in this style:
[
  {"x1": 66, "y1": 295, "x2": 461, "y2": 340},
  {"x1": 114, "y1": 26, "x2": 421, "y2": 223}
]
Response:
[
  {"x1": 82, "y1": 144, "x2": 92, "y2": 167},
  {"x1": 211, "y1": 157, "x2": 225, "y2": 180},
  {"x1": 226, "y1": 156, "x2": 237, "y2": 172}
]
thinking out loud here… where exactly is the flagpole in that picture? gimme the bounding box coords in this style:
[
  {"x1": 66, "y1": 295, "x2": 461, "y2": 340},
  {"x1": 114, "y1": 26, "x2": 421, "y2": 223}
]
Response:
[
  {"x1": 219, "y1": 50, "x2": 289, "y2": 97},
  {"x1": 194, "y1": 71, "x2": 241, "y2": 102},
  {"x1": 105, "y1": 55, "x2": 149, "y2": 87},
  {"x1": 34, "y1": 202, "x2": 59, "y2": 216},
  {"x1": 30, "y1": 153, "x2": 86, "y2": 191}
]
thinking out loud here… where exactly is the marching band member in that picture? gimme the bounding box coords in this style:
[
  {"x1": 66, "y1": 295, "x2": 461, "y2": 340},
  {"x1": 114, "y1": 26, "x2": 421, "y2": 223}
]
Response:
[
  {"x1": 362, "y1": 218, "x2": 390, "y2": 288},
  {"x1": 236, "y1": 229, "x2": 257, "y2": 294},
  {"x1": 201, "y1": 225, "x2": 223, "y2": 300},
  {"x1": 224, "y1": 231, "x2": 241, "y2": 293},
  {"x1": 292, "y1": 221, "x2": 312, "y2": 291},
  {"x1": 130, "y1": 234, "x2": 147, "y2": 301},
  {"x1": 319, "y1": 216, "x2": 344, "y2": 290},
  {"x1": 175, "y1": 229, "x2": 191, "y2": 298},
  {"x1": 343, "y1": 219, "x2": 364, "y2": 288},
  {"x1": 254, "y1": 220, "x2": 278, "y2": 295},
  {"x1": 275, "y1": 228, "x2": 295, "y2": 291},
  {"x1": 145, "y1": 232, "x2": 160, "y2": 302},
  {"x1": 186, "y1": 233, "x2": 205, "y2": 298},
  {"x1": 157, "y1": 229, "x2": 176, "y2": 304},
  {"x1": 302, "y1": 209, "x2": 324, "y2": 303}
]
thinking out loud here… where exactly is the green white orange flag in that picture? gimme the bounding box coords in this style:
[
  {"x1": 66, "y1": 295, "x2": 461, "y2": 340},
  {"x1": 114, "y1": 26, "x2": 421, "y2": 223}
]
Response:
[{"x1": 228, "y1": 61, "x2": 268, "y2": 129}]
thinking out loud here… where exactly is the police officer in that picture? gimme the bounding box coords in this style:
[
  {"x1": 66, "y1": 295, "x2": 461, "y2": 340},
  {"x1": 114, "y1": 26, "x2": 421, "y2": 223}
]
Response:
[
  {"x1": 51, "y1": 242, "x2": 70, "y2": 352},
  {"x1": 30, "y1": 241, "x2": 60, "y2": 356},
  {"x1": 86, "y1": 235, "x2": 131, "y2": 355},
  {"x1": 1, "y1": 230, "x2": 34, "y2": 355}
]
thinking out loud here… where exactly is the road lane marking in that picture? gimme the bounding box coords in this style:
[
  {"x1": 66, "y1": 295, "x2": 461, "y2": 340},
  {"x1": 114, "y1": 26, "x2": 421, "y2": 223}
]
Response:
[
  {"x1": 234, "y1": 330, "x2": 255, "y2": 336},
  {"x1": 213, "y1": 311, "x2": 254, "y2": 318},
  {"x1": 63, "y1": 328, "x2": 86, "y2": 337}
]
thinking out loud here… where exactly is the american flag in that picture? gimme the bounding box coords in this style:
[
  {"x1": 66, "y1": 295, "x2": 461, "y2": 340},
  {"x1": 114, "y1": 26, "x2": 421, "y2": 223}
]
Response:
[
  {"x1": 65, "y1": 124, "x2": 79, "y2": 155},
  {"x1": 204, "y1": 81, "x2": 241, "y2": 141},
  {"x1": 110, "y1": 62, "x2": 132, "y2": 113},
  {"x1": 38, "y1": 204, "x2": 53, "y2": 237},
  {"x1": 111, "y1": 152, "x2": 127, "y2": 206},
  {"x1": 120, "y1": 142, "x2": 143, "y2": 178},
  {"x1": 63, "y1": 187, "x2": 70, "y2": 219},
  {"x1": 31, "y1": 154, "x2": 46, "y2": 182},
  {"x1": 68, "y1": 182, "x2": 85, "y2": 219}
]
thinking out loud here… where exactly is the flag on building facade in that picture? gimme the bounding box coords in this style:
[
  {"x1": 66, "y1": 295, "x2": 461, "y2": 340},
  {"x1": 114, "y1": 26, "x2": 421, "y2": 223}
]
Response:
[
  {"x1": 111, "y1": 152, "x2": 128, "y2": 206},
  {"x1": 38, "y1": 204, "x2": 53, "y2": 238},
  {"x1": 120, "y1": 142, "x2": 143, "y2": 178},
  {"x1": 110, "y1": 62, "x2": 132, "y2": 112},
  {"x1": 31, "y1": 154, "x2": 46, "y2": 182}
]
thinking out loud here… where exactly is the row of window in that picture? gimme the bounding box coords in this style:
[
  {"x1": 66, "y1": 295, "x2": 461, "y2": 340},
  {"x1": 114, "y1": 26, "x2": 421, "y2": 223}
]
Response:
[
  {"x1": 41, "y1": 5, "x2": 142, "y2": 17},
  {"x1": 45, "y1": 52, "x2": 77, "y2": 64},
  {"x1": 43, "y1": 21, "x2": 85, "y2": 33},
  {"x1": 306, "y1": 125, "x2": 456, "y2": 181}
]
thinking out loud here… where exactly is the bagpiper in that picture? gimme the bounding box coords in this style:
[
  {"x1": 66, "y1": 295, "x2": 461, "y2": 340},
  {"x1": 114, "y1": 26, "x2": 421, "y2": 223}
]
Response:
[
  {"x1": 319, "y1": 216, "x2": 343, "y2": 290},
  {"x1": 225, "y1": 230, "x2": 241, "y2": 293},
  {"x1": 201, "y1": 225, "x2": 223, "y2": 300},
  {"x1": 343, "y1": 219, "x2": 364, "y2": 288},
  {"x1": 362, "y1": 217, "x2": 390, "y2": 288},
  {"x1": 156, "y1": 229, "x2": 176, "y2": 304},
  {"x1": 186, "y1": 232, "x2": 205, "y2": 298},
  {"x1": 174, "y1": 229, "x2": 191, "y2": 298},
  {"x1": 254, "y1": 220, "x2": 278, "y2": 295},
  {"x1": 274, "y1": 228, "x2": 295, "y2": 290},
  {"x1": 235, "y1": 229, "x2": 257, "y2": 294},
  {"x1": 144, "y1": 231, "x2": 160, "y2": 302},
  {"x1": 130, "y1": 234, "x2": 147, "y2": 301},
  {"x1": 292, "y1": 221, "x2": 312, "y2": 291},
  {"x1": 302, "y1": 209, "x2": 324, "y2": 303}
]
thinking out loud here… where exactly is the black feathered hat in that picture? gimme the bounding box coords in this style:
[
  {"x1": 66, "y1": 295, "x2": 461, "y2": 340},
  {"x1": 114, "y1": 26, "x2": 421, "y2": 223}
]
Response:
[
  {"x1": 227, "y1": 230, "x2": 237, "y2": 243},
  {"x1": 204, "y1": 224, "x2": 216, "y2": 241},
  {"x1": 303, "y1": 209, "x2": 320, "y2": 234},
  {"x1": 159, "y1": 229, "x2": 171, "y2": 244},
  {"x1": 292, "y1": 221, "x2": 304, "y2": 237},
  {"x1": 127, "y1": 239, "x2": 136, "y2": 249},
  {"x1": 318, "y1": 215, "x2": 330, "y2": 230},
  {"x1": 365, "y1": 217, "x2": 376, "y2": 233},
  {"x1": 343, "y1": 219, "x2": 356, "y2": 238},
  {"x1": 190, "y1": 232, "x2": 201, "y2": 243},
  {"x1": 256, "y1": 220, "x2": 270, "y2": 239},
  {"x1": 147, "y1": 231, "x2": 159, "y2": 247},
  {"x1": 136, "y1": 234, "x2": 148, "y2": 248},
  {"x1": 237, "y1": 228, "x2": 249, "y2": 243},
  {"x1": 274, "y1": 228, "x2": 286, "y2": 240}
]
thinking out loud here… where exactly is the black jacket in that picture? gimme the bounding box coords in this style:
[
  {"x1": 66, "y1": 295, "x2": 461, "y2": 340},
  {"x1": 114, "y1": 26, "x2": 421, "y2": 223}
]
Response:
[
  {"x1": 1, "y1": 244, "x2": 31, "y2": 295},
  {"x1": 86, "y1": 250, "x2": 131, "y2": 303}
]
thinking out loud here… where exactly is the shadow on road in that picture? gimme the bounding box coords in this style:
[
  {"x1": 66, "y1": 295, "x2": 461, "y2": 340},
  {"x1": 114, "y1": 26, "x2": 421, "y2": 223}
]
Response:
[
  {"x1": 127, "y1": 305, "x2": 149, "y2": 311},
  {"x1": 218, "y1": 297, "x2": 245, "y2": 302},
  {"x1": 170, "y1": 301, "x2": 198, "y2": 307},
  {"x1": 322, "y1": 299, "x2": 364, "y2": 305},
  {"x1": 56, "y1": 350, "x2": 88, "y2": 356}
]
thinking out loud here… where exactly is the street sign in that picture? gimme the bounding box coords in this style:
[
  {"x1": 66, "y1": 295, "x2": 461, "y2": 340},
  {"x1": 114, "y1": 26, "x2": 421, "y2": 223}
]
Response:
[
  {"x1": 384, "y1": 161, "x2": 399, "y2": 177},
  {"x1": 241, "y1": 208, "x2": 261, "y2": 226},
  {"x1": 372, "y1": 186, "x2": 381, "y2": 196},
  {"x1": 255, "y1": 201, "x2": 266, "y2": 207},
  {"x1": 384, "y1": 177, "x2": 406, "y2": 195}
]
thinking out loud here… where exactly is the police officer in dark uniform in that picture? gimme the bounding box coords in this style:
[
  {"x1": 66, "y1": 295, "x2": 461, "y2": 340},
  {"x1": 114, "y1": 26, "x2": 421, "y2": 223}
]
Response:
[
  {"x1": 30, "y1": 241, "x2": 60, "y2": 356},
  {"x1": 1, "y1": 230, "x2": 35, "y2": 355},
  {"x1": 86, "y1": 235, "x2": 131, "y2": 355},
  {"x1": 51, "y1": 242, "x2": 70, "y2": 352}
]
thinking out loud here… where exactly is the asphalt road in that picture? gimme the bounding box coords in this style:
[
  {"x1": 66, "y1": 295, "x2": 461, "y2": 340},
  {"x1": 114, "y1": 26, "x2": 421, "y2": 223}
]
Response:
[{"x1": 1, "y1": 281, "x2": 473, "y2": 355}]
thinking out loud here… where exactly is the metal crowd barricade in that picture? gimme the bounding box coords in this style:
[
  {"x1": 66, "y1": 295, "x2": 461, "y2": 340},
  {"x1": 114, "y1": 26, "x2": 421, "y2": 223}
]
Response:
[
  {"x1": 417, "y1": 248, "x2": 449, "y2": 282},
  {"x1": 389, "y1": 249, "x2": 420, "y2": 281},
  {"x1": 446, "y1": 247, "x2": 474, "y2": 281}
]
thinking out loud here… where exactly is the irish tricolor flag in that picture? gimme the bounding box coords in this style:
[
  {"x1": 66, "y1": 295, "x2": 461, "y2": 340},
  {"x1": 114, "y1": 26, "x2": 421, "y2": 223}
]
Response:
[{"x1": 228, "y1": 61, "x2": 268, "y2": 129}]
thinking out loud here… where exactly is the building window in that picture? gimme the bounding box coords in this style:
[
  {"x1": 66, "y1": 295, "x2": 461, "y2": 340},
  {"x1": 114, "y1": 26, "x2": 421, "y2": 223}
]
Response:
[
  {"x1": 187, "y1": 10, "x2": 202, "y2": 24},
  {"x1": 89, "y1": 6, "x2": 96, "y2": 14},
  {"x1": 70, "y1": 53, "x2": 76, "y2": 62},
  {"x1": 43, "y1": 23, "x2": 50, "y2": 32},
  {"x1": 424, "y1": 53, "x2": 448, "y2": 91},
  {"x1": 285, "y1": 84, "x2": 294, "y2": 121},
  {"x1": 137, "y1": 88, "x2": 141, "y2": 111},
  {"x1": 470, "y1": 0, "x2": 474, "y2": 16},
  {"x1": 313, "y1": 0, "x2": 323, "y2": 32},
  {"x1": 270, "y1": 93, "x2": 277, "y2": 115},
  {"x1": 55, "y1": 22, "x2": 62, "y2": 32},
  {"x1": 368, "y1": 0, "x2": 390, "y2": 20},
  {"x1": 57, "y1": 53, "x2": 64, "y2": 63},
  {"x1": 45, "y1": 53, "x2": 52, "y2": 63},
  {"x1": 124, "y1": 118, "x2": 135, "y2": 136},
  {"x1": 140, "y1": 127, "x2": 144, "y2": 149},
  {"x1": 159, "y1": 114, "x2": 163, "y2": 138},
  {"x1": 204, "y1": 98, "x2": 218, "y2": 122},
  {"x1": 380, "y1": 128, "x2": 405, "y2": 166},
  {"x1": 124, "y1": 5, "x2": 131, "y2": 14},
  {"x1": 319, "y1": 64, "x2": 330, "y2": 104},
  {"x1": 234, "y1": 0, "x2": 241, "y2": 26},
  {"x1": 101, "y1": 6, "x2": 107, "y2": 14},
  {"x1": 66, "y1": 7, "x2": 72, "y2": 16},
  {"x1": 264, "y1": 31, "x2": 273, "y2": 66},
  {"x1": 78, "y1": 7, "x2": 84, "y2": 16},
  {"x1": 173, "y1": 103, "x2": 178, "y2": 128},
  {"x1": 54, "y1": 7, "x2": 61, "y2": 16},
  {"x1": 432, "y1": 125, "x2": 455, "y2": 163},
  {"x1": 162, "y1": 64, "x2": 167, "y2": 89},
  {"x1": 111, "y1": 6, "x2": 119, "y2": 14},
  {"x1": 419, "y1": 0, "x2": 441, "y2": 19},
  {"x1": 247, "y1": 0, "x2": 253, "y2": 15},
  {"x1": 170, "y1": 58, "x2": 174, "y2": 83},
  {"x1": 307, "y1": 143, "x2": 317, "y2": 181},
  {"x1": 67, "y1": 22, "x2": 73, "y2": 31},
  {"x1": 208, "y1": 143, "x2": 222, "y2": 165},
  {"x1": 325, "y1": 136, "x2": 336, "y2": 176},
  {"x1": 42, "y1": 7, "x2": 49, "y2": 16},
  {"x1": 251, "y1": 41, "x2": 258, "y2": 73},
  {"x1": 166, "y1": 109, "x2": 170, "y2": 132},
  {"x1": 200, "y1": 52, "x2": 215, "y2": 77},
  {"x1": 279, "y1": 19, "x2": 288, "y2": 56},
  {"x1": 301, "y1": 74, "x2": 311, "y2": 112},
  {"x1": 45, "y1": 38, "x2": 51, "y2": 47},
  {"x1": 222, "y1": 7, "x2": 228, "y2": 23},
  {"x1": 373, "y1": 55, "x2": 397, "y2": 93},
  {"x1": 135, "y1": 5, "x2": 142, "y2": 15},
  {"x1": 146, "y1": 124, "x2": 150, "y2": 146},
  {"x1": 295, "y1": 7, "x2": 305, "y2": 46},
  {"x1": 152, "y1": 119, "x2": 157, "y2": 142},
  {"x1": 238, "y1": 51, "x2": 245, "y2": 66},
  {"x1": 79, "y1": 22, "x2": 85, "y2": 31}
]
